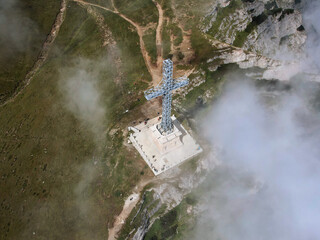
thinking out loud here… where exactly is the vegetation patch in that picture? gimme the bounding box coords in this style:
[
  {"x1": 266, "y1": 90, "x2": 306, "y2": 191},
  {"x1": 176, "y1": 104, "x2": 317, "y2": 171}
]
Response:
[
  {"x1": 117, "y1": 190, "x2": 165, "y2": 240},
  {"x1": 190, "y1": 29, "x2": 218, "y2": 64},
  {"x1": 86, "y1": 0, "x2": 113, "y2": 9},
  {"x1": 160, "y1": 0, "x2": 174, "y2": 18},
  {"x1": 182, "y1": 64, "x2": 240, "y2": 110},
  {"x1": 207, "y1": 0, "x2": 243, "y2": 37},
  {"x1": 0, "y1": 0, "x2": 61, "y2": 103},
  {"x1": 144, "y1": 197, "x2": 197, "y2": 240},
  {"x1": 115, "y1": 0, "x2": 159, "y2": 26},
  {"x1": 168, "y1": 23, "x2": 183, "y2": 46},
  {"x1": 143, "y1": 29, "x2": 157, "y2": 64},
  {"x1": 162, "y1": 21, "x2": 172, "y2": 59},
  {"x1": 0, "y1": 2, "x2": 153, "y2": 238}
]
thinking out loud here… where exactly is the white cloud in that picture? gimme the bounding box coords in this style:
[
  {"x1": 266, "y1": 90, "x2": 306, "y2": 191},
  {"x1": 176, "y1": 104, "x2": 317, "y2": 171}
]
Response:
[
  {"x1": 195, "y1": 79, "x2": 320, "y2": 240},
  {"x1": 59, "y1": 59, "x2": 106, "y2": 139}
]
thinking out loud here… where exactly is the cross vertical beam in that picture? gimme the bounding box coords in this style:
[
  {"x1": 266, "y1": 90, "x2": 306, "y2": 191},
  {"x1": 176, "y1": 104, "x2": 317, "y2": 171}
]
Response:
[
  {"x1": 159, "y1": 60, "x2": 173, "y2": 133},
  {"x1": 144, "y1": 59, "x2": 189, "y2": 135}
]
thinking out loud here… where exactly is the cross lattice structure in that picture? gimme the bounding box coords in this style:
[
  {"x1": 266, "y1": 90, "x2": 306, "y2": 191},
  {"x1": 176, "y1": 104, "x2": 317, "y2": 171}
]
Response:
[{"x1": 144, "y1": 59, "x2": 189, "y2": 134}]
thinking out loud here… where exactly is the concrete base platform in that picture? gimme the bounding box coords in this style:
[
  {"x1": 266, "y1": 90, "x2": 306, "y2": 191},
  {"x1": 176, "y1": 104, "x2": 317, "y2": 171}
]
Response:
[{"x1": 129, "y1": 115, "x2": 202, "y2": 175}]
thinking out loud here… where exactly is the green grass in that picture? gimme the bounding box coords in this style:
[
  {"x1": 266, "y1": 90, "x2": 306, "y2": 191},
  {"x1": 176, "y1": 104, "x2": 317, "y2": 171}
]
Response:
[
  {"x1": 176, "y1": 65, "x2": 193, "y2": 70},
  {"x1": 117, "y1": 190, "x2": 164, "y2": 240},
  {"x1": 0, "y1": 0, "x2": 61, "y2": 103},
  {"x1": 174, "y1": 0, "x2": 210, "y2": 18},
  {"x1": 97, "y1": 7, "x2": 151, "y2": 124},
  {"x1": 183, "y1": 18, "x2": 194, "y2": 31},
  {"x1": 168, "y1": 23, "x2": 183, "y2": 46},
  {"x1": 143, "y1": 209, "x2": 179, "y2": 239},
  {"x1": 160, "y1": 0, "x2": 174, "y2": 18},
  {"x1": 115, "y1": 0, "x2": 159, "y2": 26},
  {"x1": 86, "y1": 0, "x2": 113, "y2": 9},
  {"x1": 143, "y1": 29, "x2": 157, "y2": 64},
  {"x1": 54, "y1": 3, "x2": 103, "y2": 57},
  {"x1": 99, "y1": 8, "x2": 151, "y2": 82},
  {"x1": 0, "y1": 1, "x2": 271, "y2": 239},
  {"x1": 190, "y1": 29, "x2": 218, "y2": 64},
  {"x1": 207, "y1": 0, "x2": 243, "y2": 38},
  {"x1": 0, "y1": 2, "x2": 153, "y2": 239},
  {"x1": 162, "y1": 20, "x2": 172, "y2": 59},
  {"x1": 144, "y1": 197, "x2": 196, "y2": 240},
  {"x1": 182, "y1": 64, "x2": 239, "y2": 110}
]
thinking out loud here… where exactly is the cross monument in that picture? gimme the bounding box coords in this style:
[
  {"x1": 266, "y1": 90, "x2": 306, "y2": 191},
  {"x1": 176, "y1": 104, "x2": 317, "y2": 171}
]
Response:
[
  {"x1": 144, "y1": 59, "x2": 189, "y2": 134},
  {"x1": 129, "y1": 59, "x2": 202, "y2": 175}
]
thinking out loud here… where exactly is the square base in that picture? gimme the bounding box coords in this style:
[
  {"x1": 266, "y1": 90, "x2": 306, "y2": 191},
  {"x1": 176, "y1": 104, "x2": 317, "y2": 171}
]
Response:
[
  {"x1": 150, "y1": 122, "x2": 183, "y2": 153},
  {"x1": 129, "y1": 115, "x2": 203, "y2": 175}
]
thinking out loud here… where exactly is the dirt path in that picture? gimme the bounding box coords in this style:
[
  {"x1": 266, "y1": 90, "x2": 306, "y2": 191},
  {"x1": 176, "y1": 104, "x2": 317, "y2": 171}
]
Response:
[
  {"x1": 77, "y1": 1, "x2": 127, "y2": 88},
  {"x1": 74, "y1": 0, "x2": 162, "y2": 85},
  {"x1": 107, "y1": 178, "x2": 155, "y2": 240},
  {"x1": 154, "y1": 1, "x2": 164, "y2": 68},
  {"x1": 0, "y1": 0, "x2": 67, "y2": 107},
  {"x1": 72, "y1": 1, "x2": 166, "y2": 238}
]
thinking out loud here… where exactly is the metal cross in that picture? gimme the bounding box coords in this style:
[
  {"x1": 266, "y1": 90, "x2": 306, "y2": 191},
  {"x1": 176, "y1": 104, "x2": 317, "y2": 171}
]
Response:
[{"x1": 144, "y1": 59, "x2": 189, "y2": 134}]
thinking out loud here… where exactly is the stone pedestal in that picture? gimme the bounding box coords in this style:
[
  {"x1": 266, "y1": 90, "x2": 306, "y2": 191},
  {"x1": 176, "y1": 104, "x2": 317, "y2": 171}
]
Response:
[
  {"x1": 150, "y1": 123, "x2": 183, "y2": 153},
  {"x1": 129, "y1": 115, "x2": 202, "y2": 175}
]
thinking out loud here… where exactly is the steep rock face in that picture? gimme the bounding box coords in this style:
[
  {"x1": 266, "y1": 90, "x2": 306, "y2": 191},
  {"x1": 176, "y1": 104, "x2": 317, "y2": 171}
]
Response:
[
  {"x1": 211, "y1": 7, "x2": 251, "y2": 44},
  {"x1": 151, "y1": 155, "x2": 212, "y2": 208},
  {"x1": 243, "y1": 8, "x2": 306, "y2": 58},
  {"x1": 132, "y1": 198, "x2": 162, "y2": 240},
  {"x1": 276, "y1": 0, "x2": 296, "y2": 9},
  {"x1": 121, "y1": 154, "x2": 218, "y2": 240},
  {"x1": 201, "y1": 0, "x2": 306, "y2": 59}
]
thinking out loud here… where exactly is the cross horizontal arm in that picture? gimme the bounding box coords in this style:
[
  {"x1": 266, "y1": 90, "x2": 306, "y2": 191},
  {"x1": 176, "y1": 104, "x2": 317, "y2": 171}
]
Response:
[
  {"x1": 144, "y1": 86, "x2": 165, "y2": 100},
  {"x1": 172, "y1": 76, "x2": 189, "y2": 91}
]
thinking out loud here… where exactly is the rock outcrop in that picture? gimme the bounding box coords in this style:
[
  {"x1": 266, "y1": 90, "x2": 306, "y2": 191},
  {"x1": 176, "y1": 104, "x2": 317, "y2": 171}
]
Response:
[{"x1": 201, "y1": 0, "x2": 306, "y2": 59}]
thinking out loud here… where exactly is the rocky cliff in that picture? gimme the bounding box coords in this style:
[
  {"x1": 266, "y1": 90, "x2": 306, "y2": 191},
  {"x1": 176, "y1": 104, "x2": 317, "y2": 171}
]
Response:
[{"x1": 201, "y1": 0, "x2": 306, "y2": 59}]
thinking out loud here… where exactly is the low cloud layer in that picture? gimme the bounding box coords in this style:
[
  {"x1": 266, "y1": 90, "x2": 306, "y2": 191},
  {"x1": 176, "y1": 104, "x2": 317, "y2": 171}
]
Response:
[
  {"x1": 0, "y1": 0, "x2": 37, "y2": 53},
  {"x1": 196, "y1": 79, "x2": 320, "y2": 240},
  {"x1": 59, "y1": 59, "x2": 106, "y2": 139},
  {"x1": 192, "y1": 2, "x2": 320, "y2": 239},
  {"x1": 302, "y1": 0, "x2": 320, "y2": 72},
  {"x1": 262, "y1": 0, "x2": 320, "y2": 81}
]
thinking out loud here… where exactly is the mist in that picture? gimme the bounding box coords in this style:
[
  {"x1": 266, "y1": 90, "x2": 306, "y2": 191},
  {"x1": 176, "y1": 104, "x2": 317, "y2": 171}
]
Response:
[
  {"x1": 192, "y1": 1, "x2": 320, "y2": 238},
  {"x1": 194, "y1": 78, "x2": 320, "y2": 239},
  {"x1": 301, "y1": 0, "x2": 320, "y2": 73},
  {"x1": 0, "y1": 0, "x2": 37, "y2": 53},
  {"x1": 53, "y1": 59, "x2": 109, "y2": 239},
  {"x1": 262, "y1": 0, "x2": 320, "y2": 80},
  {"x1": 58, "y1": 58, "x2": 107, "y2": 140}
]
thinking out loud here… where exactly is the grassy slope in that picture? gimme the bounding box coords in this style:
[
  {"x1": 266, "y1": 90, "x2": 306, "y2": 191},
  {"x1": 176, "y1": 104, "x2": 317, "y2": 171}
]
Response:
[
  {"x1": 115, "y1": 0, "x2": 158, "y2": 26},
  {"x1": 86, "y1": 0, "x2": 113, "y2": 9},
  {"x1": 0, "y1": 0, "x2": 250, "y2": 239},
  {"x1": 142, "y1": 193, "x2": 198, "y2": 240},
  {"x1": 0, "y1": 2, "x2": 152, "y2": 239},
  {"x1": 162, "y1": 20, "x2": 172, "y2": 59},
  {"x1": 98, "y1": 8, "x2": 151, "y2": 114},
  {"x1": 0, "y1": 0, "x2": 61, "y2": 103},
  {"x1": 143, "y1": 28, "x2": 157, "y2": 64}
]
